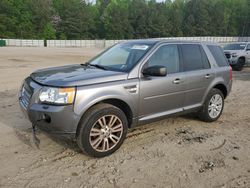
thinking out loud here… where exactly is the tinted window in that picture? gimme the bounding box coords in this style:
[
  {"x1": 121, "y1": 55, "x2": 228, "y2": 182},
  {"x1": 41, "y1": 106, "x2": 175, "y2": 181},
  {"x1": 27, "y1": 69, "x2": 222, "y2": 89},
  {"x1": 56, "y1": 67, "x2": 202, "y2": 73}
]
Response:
[
  {"x1": 223, "y1": 43, "x2": 246, "y2": 50},
  {"x1": 247, "y1": 44, "x2": 250, "y2": 50},
  {"x1": 207, "y1": 45, "x2": 228, "y2": 67},
  {"x1": 200, "y1": 46, "x2": 211, "y2": 69},
  {"x1": 147, "y1": 44, "x2": 180, "y2": 74},
  {"x1": 181, "y1": 44, "x2": 204, "y2": 71}
]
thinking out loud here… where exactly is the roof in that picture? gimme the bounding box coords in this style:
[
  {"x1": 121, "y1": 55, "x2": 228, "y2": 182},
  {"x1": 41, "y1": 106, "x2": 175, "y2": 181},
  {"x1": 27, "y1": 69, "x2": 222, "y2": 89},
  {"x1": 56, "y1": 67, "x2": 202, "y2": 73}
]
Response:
[{"x1": 122, "y1": 38, "x2": 219, "y2": 45}]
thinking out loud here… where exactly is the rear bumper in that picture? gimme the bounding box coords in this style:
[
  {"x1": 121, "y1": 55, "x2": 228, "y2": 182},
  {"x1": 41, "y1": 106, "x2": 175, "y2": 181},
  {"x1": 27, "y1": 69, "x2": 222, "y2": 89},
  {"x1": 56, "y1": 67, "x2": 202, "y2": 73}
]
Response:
[{"x1": 227, "y1": 80, "x2": 233, "y2": 96}]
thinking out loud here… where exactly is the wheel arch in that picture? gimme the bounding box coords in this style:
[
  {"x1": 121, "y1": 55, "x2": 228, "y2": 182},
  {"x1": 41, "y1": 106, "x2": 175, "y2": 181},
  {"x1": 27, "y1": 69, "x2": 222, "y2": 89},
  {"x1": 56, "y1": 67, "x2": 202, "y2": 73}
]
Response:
[
  {"x1": 238, "y1": 56, "x2": 246, "y2": 62},
  {"x1": 202, "y1": 80, "x2": 228, "y2": 105},
  {"x1": 75, "y1": 98, "x2": 134, "y2": 137},
  {"x1": 100, "y1": 98, "x2": 133, "y2": 128},
  {"x1": 213, "y1": 83, "x2": 228, "y2": 98}
]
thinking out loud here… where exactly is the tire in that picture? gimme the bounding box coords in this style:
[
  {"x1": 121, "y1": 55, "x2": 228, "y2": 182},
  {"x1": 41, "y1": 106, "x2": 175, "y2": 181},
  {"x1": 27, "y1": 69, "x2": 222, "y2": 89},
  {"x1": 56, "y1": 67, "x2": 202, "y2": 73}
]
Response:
[
  {"x1": 76, "y1": 103, "x2": 128, "y2": 158},
  {"x1": 198, "y1": 88, "x2": 224, "y2": 122},
  {"x1": 232, "y1": 58, "x2": 245, "y2": 71}
]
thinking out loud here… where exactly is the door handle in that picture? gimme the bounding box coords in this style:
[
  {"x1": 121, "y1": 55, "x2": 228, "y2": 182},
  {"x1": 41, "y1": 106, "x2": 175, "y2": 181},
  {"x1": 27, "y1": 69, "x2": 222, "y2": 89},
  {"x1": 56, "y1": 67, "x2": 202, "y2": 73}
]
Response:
[
  {"x1": 173, "y1": 78, "x2": 181, "y2": 84},
  {"x1": 205, "y1": 74, "x2": 211, "y2": 79}
]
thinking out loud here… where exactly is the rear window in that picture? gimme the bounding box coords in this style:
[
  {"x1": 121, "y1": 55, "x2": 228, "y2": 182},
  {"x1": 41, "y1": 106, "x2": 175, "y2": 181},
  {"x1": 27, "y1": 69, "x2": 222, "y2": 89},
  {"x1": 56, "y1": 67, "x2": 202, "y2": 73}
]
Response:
[
  {"x1": 207, "y1": 45, "x2": 228, "y2": 67},
  {"x1": 181, "y1": 44, "x2": 209, "y2": 71}
]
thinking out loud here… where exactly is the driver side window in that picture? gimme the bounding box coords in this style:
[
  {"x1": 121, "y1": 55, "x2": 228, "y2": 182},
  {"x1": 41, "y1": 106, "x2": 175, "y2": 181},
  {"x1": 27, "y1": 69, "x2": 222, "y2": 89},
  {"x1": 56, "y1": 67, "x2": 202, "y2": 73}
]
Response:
[{"x1": 147, "y1": 44, "x2": 180, "y2": 74}]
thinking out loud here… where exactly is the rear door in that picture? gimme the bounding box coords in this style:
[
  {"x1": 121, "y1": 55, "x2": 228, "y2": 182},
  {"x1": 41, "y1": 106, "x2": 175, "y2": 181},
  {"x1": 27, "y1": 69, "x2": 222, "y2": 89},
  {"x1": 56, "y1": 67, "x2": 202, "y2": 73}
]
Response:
[{"x1": 180, "y1": 44, "x2": 215, "y2": 109}]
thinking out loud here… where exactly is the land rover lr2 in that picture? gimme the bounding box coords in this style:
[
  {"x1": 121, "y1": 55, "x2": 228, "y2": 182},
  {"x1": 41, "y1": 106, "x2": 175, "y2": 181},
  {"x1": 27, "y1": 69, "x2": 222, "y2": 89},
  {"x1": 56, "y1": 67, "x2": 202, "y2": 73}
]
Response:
[{"x1": 19, "y1": 40, "x2": 232, "y2": 157}]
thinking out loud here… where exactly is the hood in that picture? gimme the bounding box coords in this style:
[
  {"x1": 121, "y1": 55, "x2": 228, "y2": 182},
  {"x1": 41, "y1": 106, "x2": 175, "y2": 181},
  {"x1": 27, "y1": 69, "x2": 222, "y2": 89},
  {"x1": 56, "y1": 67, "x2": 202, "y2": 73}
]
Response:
[
  {"x1": 223, "y1": 50, "x2": 243, "y2": 54},
  {"x1": 30, "y1": 64, "x2": 128, "y2": 87}
]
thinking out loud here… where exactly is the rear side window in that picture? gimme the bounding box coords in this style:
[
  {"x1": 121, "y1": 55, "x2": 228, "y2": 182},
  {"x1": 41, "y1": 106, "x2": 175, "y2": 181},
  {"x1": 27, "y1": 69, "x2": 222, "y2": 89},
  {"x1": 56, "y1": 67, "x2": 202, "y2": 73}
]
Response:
[
  {"x1": 181, "y1": 44, "x2": 208, "y2": 71},
  {"x1": 200, "y1": 46, "x2": 211, "y2": 69},
  {"x1": 207, "y1": 45, "x2": 228, "y2": 67}
]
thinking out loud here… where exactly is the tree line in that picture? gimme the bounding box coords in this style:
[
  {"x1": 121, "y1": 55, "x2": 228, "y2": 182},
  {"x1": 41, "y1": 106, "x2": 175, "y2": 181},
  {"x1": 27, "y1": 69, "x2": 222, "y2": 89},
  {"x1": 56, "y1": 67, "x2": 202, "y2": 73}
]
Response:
[{"x1": 0, "y1": 0, "x2": 249, "y2": 40}]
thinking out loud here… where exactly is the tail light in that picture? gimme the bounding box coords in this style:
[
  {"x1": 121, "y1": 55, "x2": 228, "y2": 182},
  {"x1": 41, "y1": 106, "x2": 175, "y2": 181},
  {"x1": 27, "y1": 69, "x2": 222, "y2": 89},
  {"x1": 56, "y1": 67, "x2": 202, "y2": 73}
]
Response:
[{"x1": 229, "y1": 66, "x2": 232, "y2": 81}]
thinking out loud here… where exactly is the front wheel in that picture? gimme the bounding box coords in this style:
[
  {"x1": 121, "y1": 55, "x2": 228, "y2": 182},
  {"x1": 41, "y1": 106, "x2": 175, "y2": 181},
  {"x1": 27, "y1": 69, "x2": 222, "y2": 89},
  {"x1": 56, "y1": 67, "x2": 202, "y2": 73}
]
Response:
[
  {"x1": 77, "y1": 103, "x2": 128, "y2": 158},
  {"x1": 232, "y1": 58, "x2": 245, "y2": 71},
  {"x1": 198, "y1": 88, "x2": 224, "y2": 122}
]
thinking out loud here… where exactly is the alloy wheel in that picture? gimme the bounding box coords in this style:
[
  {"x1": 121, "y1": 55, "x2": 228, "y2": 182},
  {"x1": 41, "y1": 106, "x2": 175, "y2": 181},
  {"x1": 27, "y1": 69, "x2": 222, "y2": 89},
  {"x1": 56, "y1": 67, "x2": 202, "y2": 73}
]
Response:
[
  {"x1": 208, "y1": 94, "x2": 223, "y2": 119},
  {"x1": 89, "y1": 115, "x2": 123, "y2": 152}
]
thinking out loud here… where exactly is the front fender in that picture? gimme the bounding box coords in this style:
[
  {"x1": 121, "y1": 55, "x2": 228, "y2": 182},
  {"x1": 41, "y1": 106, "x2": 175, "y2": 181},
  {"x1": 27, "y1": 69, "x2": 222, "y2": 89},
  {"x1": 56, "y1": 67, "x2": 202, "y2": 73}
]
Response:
[{"x1": 74, "y1": 80, "x2": 139, "y2": 120}]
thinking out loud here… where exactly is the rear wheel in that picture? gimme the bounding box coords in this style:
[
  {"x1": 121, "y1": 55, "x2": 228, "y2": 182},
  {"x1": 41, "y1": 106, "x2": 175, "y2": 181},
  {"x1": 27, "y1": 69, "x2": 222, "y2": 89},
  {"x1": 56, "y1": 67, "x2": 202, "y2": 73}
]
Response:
[
  {"x1": 77, "y1": 103, "x2": 128, "y2": 158},
  {"x1": 198, "y1": 88, "x2": 224, "y2": 122}
]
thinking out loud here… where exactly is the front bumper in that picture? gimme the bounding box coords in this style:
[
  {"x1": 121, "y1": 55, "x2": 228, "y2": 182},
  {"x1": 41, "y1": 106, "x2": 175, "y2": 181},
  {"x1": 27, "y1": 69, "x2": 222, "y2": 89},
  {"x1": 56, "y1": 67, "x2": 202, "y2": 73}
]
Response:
[
  {"x1": 227, "y1": 57, "x2": 238, "y2": 65},
  {"x1": 224, "y1": 53, "x2": 238, "y2": 65},
  {"x1": 19, "y1": 78, "x2": 80, "y2": 134}
]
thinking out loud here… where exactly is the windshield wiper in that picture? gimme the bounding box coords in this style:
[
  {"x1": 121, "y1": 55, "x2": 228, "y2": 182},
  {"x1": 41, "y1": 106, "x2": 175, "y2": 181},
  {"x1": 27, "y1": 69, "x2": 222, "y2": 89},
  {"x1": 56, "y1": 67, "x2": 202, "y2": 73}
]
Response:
[
  {"x1": 80, "y1": 62, "x2": 91, "y2": 70},
  {"x1": 88, "y1": 64, "x2": 108, "y2": 70},
  {"x1": 80, "y1": 62, "x2": 108, "y2": 70},
  {"x1": 80, "y1": 62, "x2": 90, "y2": 66},
  {"x1": 80, "y1": 62, "x2": 88, "y2": 66}
]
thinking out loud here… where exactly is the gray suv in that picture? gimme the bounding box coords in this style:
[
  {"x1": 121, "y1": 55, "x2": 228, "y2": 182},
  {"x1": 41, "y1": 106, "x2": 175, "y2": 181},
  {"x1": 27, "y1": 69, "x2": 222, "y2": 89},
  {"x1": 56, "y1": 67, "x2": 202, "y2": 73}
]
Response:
[{"x1": 19, "y1": 40, "x2": 232, "y2": 157}]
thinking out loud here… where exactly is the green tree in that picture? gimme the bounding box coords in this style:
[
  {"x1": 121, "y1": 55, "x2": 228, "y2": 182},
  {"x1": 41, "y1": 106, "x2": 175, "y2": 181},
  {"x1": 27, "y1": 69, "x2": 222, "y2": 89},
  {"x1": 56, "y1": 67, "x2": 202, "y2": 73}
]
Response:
[
  {"x1": 168, "y1": 0, "x2": 184, "y2": 36},
  {"x1": 207, "y1": 0, "x2": 225, "y2": 36},
  {"x1": 183, "y1": 0, "x2": 211, "y2": 36},
  {"x1": 0, "y1": 0, "x2": 249, "y2": 39},
  {"x1": 42, "y1": 22, "x2": 56, "y2": 39},
  {"x1": 53, "y1": 0, "x2": 97, "y2": 39},
  {"x1": 103, "y1": 0, "x2": 133, "y2": 39},
  {"x1": 29, "y1": 0, "x2": 54, "y2": 38},
  {"x1": 95, "y1": 0, "x2": 111, "y2": 38},
  {"x1": 0, "y1": 0, "x2": 16, "y2": 38},
  {"x1": 0, "y1": 0, "x2": 34, "y2": 38},
  {"x1": 128, "y1": 0, "x2": 148, "y2": 38},
  {"x1": 146, "y1": 0, "x2": 171, "y2": 38}
]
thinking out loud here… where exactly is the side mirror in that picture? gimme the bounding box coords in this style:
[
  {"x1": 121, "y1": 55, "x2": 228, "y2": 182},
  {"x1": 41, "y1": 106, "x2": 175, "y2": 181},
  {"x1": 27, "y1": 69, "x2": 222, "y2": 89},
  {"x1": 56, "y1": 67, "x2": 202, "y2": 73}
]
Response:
[{"x1": 142, "y1": 65, "x2": 167, "y2": 77}]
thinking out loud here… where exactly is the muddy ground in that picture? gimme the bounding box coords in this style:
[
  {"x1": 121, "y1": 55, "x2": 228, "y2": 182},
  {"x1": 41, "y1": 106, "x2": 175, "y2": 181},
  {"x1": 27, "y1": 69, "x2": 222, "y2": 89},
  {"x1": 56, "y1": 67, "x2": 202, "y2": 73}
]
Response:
[{"x1": 0, "y1": 47, "x2": 249, "y2": 188}]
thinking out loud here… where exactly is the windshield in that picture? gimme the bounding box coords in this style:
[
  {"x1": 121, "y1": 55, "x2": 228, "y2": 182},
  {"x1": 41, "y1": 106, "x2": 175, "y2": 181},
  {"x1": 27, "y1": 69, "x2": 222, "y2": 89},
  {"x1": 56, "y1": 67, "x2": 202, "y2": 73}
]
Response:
[
  {"x1": 223, "y1": 43, "x2": 246, "y2": 50},
  {"x1": 89, "y1": 42, "x2": 153, "y2": 72}
]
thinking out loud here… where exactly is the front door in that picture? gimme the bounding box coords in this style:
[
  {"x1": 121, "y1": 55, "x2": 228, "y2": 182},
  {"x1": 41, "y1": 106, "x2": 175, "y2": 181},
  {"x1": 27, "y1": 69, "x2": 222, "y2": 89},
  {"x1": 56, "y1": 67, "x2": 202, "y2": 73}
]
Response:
[{"x1": 139, "y1": 44, "x2": 186, "y2": 121}]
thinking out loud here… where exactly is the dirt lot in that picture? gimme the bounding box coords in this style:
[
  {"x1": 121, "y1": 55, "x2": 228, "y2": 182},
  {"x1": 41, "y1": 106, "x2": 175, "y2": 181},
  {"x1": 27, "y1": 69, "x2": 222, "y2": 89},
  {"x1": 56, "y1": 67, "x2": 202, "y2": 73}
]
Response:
[{"x1": 0, "y1": 47, "x2": 250, "y2": 188}]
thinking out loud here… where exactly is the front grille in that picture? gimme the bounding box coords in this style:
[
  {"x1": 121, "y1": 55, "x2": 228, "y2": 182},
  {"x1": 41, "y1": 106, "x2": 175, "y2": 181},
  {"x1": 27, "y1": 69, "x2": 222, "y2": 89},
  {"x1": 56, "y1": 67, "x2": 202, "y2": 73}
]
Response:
[
  {"x1": 20, "y1": 81, "x2": 33, "y2": 109},
  {"x1": 224, "y1": 53, "x2": 231, "y2": 59}
]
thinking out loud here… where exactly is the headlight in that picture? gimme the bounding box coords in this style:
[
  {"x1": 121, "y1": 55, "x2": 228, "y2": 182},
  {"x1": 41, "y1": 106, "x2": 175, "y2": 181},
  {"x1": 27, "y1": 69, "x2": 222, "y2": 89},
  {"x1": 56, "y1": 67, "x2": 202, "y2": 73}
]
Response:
[
  {"x1": 232, "y1": 53, "x2": 238, "y2": 57},
  {"x1": 39, "y1": 87, "x2": 75, "y2": 104}
]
